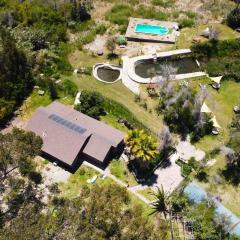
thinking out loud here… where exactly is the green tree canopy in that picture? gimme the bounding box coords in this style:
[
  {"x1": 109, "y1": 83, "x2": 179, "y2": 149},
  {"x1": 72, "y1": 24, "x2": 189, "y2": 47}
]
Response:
[
  {"x1": 125, "y1": 129, "x2": 158, "y2": 169},
  {"x1": 75, "y1": 91, "x2": 105, "y2": 119}
]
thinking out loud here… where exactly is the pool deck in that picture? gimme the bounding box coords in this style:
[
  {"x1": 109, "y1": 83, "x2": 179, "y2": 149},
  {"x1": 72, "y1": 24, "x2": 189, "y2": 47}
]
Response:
[
  {"x1": 123, "y1": 49, "x2": 206, "y2": 84},
  {"x1": 125, "y1": 17, "x2": 179, "y2": 43}
]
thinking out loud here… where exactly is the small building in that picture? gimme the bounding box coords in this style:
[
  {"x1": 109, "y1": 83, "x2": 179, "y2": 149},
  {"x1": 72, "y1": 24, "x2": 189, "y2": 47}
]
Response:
[{"x1": 26, "y1": 102, "x2": 125, "y2": 171}]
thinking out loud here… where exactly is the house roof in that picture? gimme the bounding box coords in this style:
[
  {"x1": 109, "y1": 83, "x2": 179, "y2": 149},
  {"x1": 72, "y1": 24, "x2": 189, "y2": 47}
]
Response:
[
  {"x1": 26, "y1": 102, "x2": 125, "y2": 166},
  {"x1": 83, "y1": 134, "x2": 112, "y2": 162}
]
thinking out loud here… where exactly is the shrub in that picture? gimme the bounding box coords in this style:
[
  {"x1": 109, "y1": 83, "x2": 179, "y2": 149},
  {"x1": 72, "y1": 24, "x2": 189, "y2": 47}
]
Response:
[
  {"x1": 77, "y1": 30, "x2": 96, "y2": 47},
  {"x1": 191, "y1": 39, "x2": 240, "y2": 81},
  {"x1": 227, "y1": 7, "x2": 240, "y2": 29},
  {"x1": 151, "y1": 0, "x2": 175, "y2": 8},
  {"x1": 61, "y1": 79, "x2": 78, "y2": 97},
  {"x1": 95, "y1": 23, "x2": 107, "y2": 35},
  {"x1": 179, "y1": 18, "x2": 195, "y2": 28},
  {"x1": 135, "y1": 5, "x2": 169, "y2": 21},
  {"x1": 103, "y1": 97, "x2": 150, "y2": 132},
  {"x1": 116, "y1": 35, "x2": 127, "y2": 45},
  {"x1": 75, "y1": 91, "x2": 105, "y2": 120},
  {"x1": 185, "y1": 11, "x2": 196, "y2": 19},
  {"x1": 105, "y1": 4, "x2": 132, "y2": 27}
]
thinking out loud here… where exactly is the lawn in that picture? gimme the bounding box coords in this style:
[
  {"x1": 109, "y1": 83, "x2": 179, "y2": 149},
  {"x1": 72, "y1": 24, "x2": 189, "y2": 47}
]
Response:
[
  {"x1": 137, "y1": 188, "x2": 156, "y2": 202},
  {"x1": 19, "y1": 89, "x2": 75, "y2": 121},
  {"x1": 109, "y1": 159, "x2": 138, "y2": 186},
  {"x1": 176, "y1": 23, "x2": 240, "y2": 49},
  {"x1": 63, "y1": 73, "x2": 163, "y2": 135},
  {"x1": 59, "y1": 165, "x2": 112, "y2": 199},
  {"x1": 59, "y1": 165, "x2": 153, "y2": 217},
  {"x1": 197, "y1": 154, "x2": 240, "y2": 217},
  {"x1": 101, "y1": 114, "x2": 129, "y2": 132},
  {"x1": 195, "y1": 80, "x2": 240, "y2": 152}
]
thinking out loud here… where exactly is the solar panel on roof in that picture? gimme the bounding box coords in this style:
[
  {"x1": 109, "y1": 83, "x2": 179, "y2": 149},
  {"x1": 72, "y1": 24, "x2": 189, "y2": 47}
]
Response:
[{"x1": 48, "y1": 114, "x2": 87, "y2": 135}]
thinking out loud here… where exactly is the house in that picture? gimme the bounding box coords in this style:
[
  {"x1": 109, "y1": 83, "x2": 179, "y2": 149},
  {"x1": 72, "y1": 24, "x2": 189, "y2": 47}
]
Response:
[{"x1": 26, "y1": 102, "x2": 125, "y2": 171}]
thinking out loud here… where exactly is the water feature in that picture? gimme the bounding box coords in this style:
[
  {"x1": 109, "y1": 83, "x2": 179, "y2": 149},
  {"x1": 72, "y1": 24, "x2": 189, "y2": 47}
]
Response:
[
  {"x1": 93, "y1": 64, "x2": 121, "y2": 83},
  {"x1": 135, "y1": 56, "x2": 199, "y2": 79},
  {"x1": 135, "y1": 23, "x2": 169, "y2": 35}
]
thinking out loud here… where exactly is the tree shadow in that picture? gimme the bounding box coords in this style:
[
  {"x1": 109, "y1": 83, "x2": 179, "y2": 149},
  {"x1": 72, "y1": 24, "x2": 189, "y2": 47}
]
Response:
[
  {"x1": 127, "y1": 160, "x2": 157, "y2": 184},
  {"x1": 221, "y1": 165, "x2": 240, "y2": 186},
  {"x1": 107, "y1": 53, "x2": 118, "y2": 60}
]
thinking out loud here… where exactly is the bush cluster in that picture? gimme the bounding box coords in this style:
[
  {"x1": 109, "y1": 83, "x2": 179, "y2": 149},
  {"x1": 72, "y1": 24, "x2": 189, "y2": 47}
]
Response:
[{"x1": 191, "y1": 39, "x2": 240, "y2": 80}]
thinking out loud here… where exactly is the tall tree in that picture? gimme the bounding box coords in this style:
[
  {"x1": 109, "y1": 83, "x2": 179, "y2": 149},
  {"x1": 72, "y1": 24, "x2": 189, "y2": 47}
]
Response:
[{"x1": 0, "y1": 128, "x2": 43, "y2": 225}]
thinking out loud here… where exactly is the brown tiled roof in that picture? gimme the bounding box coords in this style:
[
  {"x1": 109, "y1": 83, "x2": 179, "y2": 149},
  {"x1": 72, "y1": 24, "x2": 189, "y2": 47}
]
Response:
[
  {"x1": 26, "y1": 102, "x2": 125, "y2": 166},
  {"x1": 83, "y1": 135, "x2": 112, "y2": 163},
  {"x1": 46, "y1": 101, "x2": 124, "y2": 147}
]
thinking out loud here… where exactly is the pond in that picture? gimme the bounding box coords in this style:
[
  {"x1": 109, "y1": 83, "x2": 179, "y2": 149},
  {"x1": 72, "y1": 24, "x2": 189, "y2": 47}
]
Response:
[
  {"x1": 135, "y1": 57, "x2": 199, "y2": 79},
  {"x1": 97, "y1": 66, "x2": 121, "y2": 83}
]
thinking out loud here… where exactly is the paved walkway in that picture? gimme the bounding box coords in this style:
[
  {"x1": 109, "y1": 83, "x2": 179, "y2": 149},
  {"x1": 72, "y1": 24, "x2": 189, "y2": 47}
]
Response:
[
  {"x1": 176, "y1": 141, "x2": 205, "y2": 161},
  {"x1": 83, "y1": 161, "x2": 150, "y2": 204},
  {"x1": 151, "y1": 153, "x2": 183, "y2": 193},
  {"x1": 121, "y1": 56, "x2": 140, "y2": 95}
]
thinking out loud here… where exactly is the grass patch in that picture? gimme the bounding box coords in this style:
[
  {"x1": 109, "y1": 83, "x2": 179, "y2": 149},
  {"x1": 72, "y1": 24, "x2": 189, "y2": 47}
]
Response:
[
  {"x1": 195, "y1": 80, "x2": 240, "y2": 152},
  {"x1": 59, "y1": 165, "x2": 112, "y2": 199},
  {"x1": 63, "y1": 73, "x2": 163, "y2": 135},
  {"x1": 100, "y1": 114, "x2": 128, "y2": 132},
  {"x1": 19, "y1": 90, "x2": 52, "y2": 120},
  {"x1": 110, "y1": 159, "x2": 138, "y2": 186},
  {"x1": 176, "y1": 23, "x2": 240, "y2": 49},
  {"x1": 197, "y1": 154, "x2": 240, "y2": 217},
  {"x1": 59, "y1": 165, "x2": 153, "y2": 217},
  {"x1": 19, "y1": 87, "x2": 75, "y2": 121},
  {"x1": 137, "y1": 188, "x2": 156, "y2": 202}
]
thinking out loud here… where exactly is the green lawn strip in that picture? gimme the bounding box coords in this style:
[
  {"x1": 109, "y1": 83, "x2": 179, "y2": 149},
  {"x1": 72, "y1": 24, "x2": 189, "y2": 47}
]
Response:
[
  {"x1": 109, "y1": 159, "x2": 138, "y2": 186},
  {"x1": 137, "y1": 188, "x2": 156, "y2": 202},
  {"x1": 100, "y1": 114, "x2": 128, "y2": 132},
  {"x1": 63, "y1": 73, "x2": 163, "y2": 135},
  {"x1": 68, "y1": 49, "x2": 121, "y2": 69}
]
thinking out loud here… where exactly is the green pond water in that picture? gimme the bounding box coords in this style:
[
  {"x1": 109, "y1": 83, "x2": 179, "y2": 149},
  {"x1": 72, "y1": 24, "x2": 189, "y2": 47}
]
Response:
[{"x1": 135, "y1": 57, "x2": 199, "y2": 79}]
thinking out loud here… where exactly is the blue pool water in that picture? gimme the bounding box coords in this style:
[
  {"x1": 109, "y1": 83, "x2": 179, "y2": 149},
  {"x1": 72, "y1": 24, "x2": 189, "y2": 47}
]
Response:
[
  {"x1": 135, "y1": 24, "x2": 169, "y2": 35},
  {"x1": 184, "y1": 182, "x2": 240, "y2": 236}
]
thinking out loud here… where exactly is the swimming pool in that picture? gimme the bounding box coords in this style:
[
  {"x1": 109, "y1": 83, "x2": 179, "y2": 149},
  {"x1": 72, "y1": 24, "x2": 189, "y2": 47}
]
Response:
[{"x1": 135, "y1": 23, "x2": 169, "y2": 35}]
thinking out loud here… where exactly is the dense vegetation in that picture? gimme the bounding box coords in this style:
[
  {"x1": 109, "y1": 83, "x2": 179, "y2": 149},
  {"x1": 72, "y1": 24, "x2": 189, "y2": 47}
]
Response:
[
  {"x1": 192, "y1": 39, "x2": 240, "y2": 80},
  {"x1": 227, "y1": 4, "x2": 240, "y2": 29},
  {"x1": 158, "y1": 82, "x2": 213, "y2": 142},
  {"x1": 75, "y1": 91, "x2": 105, "y2": 119},
  {"x1": 0, "y1": 27, "x2": 33, "y2": 122}
]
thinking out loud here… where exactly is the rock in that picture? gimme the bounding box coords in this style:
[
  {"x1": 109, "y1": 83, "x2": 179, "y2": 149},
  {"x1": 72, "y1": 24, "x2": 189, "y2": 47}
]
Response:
[
  {"x1": 38, "y1": 90, "x2": 45, "y2": 96},
  {"x1": 97, "y1": 50, "x2": 103, "y2": 56},
  {"x1": 233, "y1": 106, "x2": 240, "y2": 113}
]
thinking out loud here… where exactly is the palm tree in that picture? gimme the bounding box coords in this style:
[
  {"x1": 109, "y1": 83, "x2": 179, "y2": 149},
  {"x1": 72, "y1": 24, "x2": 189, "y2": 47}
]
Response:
[
  {"x1": 150, "y1": 185, "x2": 171, "y2": 219},
  {"x1": 125, "y1": 129, "x2": 158, "y2": 169}
]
